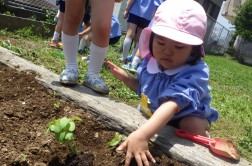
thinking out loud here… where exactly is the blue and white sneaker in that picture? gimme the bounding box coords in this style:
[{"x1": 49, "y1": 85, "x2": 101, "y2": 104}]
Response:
[
  {"x1": 83, "y1": 75, "x2": 110, "y2": 95},
  {"x1": 122, "y1": 63, "x2": 137, "y2": 73},
  {"x1": 59, "y1": 68, "x2": 78, "y2": 85},
  {"x1": 119, "y1": 55, "x2": 133, "y2": 64}
]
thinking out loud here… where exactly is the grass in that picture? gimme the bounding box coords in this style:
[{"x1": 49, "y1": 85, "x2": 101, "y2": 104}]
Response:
[{"x1": 0, "y1": 28, "x2": 251, "y2": 162}]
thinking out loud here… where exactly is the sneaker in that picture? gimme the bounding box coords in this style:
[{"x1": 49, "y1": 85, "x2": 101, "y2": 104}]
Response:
[
  {"x1": 122, "y1": 63, "x2": 137, "y2": 73},
  {"x1": 119, "y1": 55, "x2": 132, "y2": 64},
  {"x1": 49, "y1": 40, "x2": 59, "y2": 47},
  {"x1": 81, "y1": 54, "x2": 90, "y2": 61},
  {"x1": 119, "y1": 58, "x2": 127, "y2": 64},
  {"x1": 126, "y1": 55, "x2": 133, "y2": 61},
  {"x1": 59, "y1": 68, "x2": 78, "y2": 85},
  {"x1": 78, "y1": 47, "x2": 89, "y2": 54},
  {"x1": 57, "y1": 42, "x2": 63, "y2": 50},
  {"x1": 83, "y1": 75, "x2": 109, "y2": 95}
]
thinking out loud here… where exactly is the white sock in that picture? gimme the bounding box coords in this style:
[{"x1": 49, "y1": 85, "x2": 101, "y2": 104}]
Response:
[
  {"x1": 132, "y1": 56, "x2": 141, "y2": 67},
  {"x1": 122, "y1": 37, "x2": 132, "y2": 60},
  {"x1": 131, "y1": 42, "x2": 139, "y2": 57},
  {"x1": 62, "y1": 32, "x2": 79, "y2": 71},
  {"x1": 52, "y1": 31, "x2": 60, "y2": 41},
  {"x1": 87, "y1": 42, "x2": 108, "y2": 77},
  {"x1": 79, "y1": 37, "x2": 86, "y2": 50}
]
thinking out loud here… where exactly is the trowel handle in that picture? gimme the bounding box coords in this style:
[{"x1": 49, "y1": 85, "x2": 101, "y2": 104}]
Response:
[{"x1": 175, "y1": 129, "x2": 212, "y2": 145}]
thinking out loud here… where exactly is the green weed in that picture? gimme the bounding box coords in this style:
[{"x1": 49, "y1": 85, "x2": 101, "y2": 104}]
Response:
[{"x1": 106, "y1": 132, "x2": 127, "y2": 147}]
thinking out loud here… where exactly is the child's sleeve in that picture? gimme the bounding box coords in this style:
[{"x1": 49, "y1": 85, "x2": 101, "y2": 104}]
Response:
[{"x1": 157, "y1": 62, "x2": 218, "y2": 122}]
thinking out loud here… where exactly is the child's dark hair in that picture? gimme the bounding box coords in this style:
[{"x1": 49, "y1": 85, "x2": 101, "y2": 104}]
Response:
[{"x1": 149, "y1": 32, "x2": 202, "y2": 65}]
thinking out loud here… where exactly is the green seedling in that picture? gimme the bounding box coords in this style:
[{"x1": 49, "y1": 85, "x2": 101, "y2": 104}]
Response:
[
  {"x1": 20, "y1": 152, "x2": 28, "y2": 160},
  {"x1": 46, "y1": 116, "x2": 82, "y2": 154},
  {"x1": 53, "y1": 101, "x2": 61, "y2": 111},
  {"x1": 106, "y1": 132, "x2": 127, "y2": 147}
]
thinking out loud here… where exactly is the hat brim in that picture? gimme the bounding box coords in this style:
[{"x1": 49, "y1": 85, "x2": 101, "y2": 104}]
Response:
[
  {"x1": 152, "y1": 26, "x2": 203, "y2": 46},
  {"x1": 139, "y1": 28, "x2": 152, "y2": 59},
  {"x1": 139, "y1": 27, "x2": 205, "y2": 59}
]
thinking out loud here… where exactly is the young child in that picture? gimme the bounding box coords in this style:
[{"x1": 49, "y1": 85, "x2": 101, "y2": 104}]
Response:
[
  {"x1": 60, "y1": 0, "x2": 122, "y2": 95},
  {"x1": 121, "y1": 0, "x2": 166, "y2": 72},
  {"x1": 106, "y1": 0, "x2": 218, "y2": 165},
  {"x1": 119, "y1": 0, "x2": 156, "y2": 63}
]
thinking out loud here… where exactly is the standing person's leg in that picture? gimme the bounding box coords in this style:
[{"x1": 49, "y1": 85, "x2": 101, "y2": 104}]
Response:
[
  {"x1": 83, "y1": 0, "x2": 115, "y2": 95},
  {"x1": 130, "y1": 26, "x2": 142, "y2": 57},
  {"x1": 60, "y1": 0, "x2": 86, "y2": 85},
  {"x1": 120, "y1": 22, "x2": 137, "y2": 62},
  {"x1": 122, "y1": 27, "x2": 142, "y2": 72},
  {"x1": 50, "y1": 11, "x2": 64, "y2": 47}
]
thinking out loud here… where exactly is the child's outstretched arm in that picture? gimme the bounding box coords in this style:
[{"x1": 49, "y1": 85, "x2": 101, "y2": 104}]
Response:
[
  {"x1": 117, "y1": 100, "x2": 180, "y2": 166},
  {"x1": 106, "y1": 60, "x2": 139, "y2": 92}
]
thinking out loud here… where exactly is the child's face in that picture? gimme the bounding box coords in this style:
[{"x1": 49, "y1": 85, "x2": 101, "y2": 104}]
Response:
[{"x1": 152, "y1": 34, "x2": 193, "y2": 70}]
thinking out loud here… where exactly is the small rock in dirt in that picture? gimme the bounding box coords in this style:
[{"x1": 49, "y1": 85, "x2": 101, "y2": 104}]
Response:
[
  {"x1": 1, "y1": 148, "x2": 8, "y2": 153},
  {"x1": 15, "y1": 112, "x2": 25, "y2": 120},
  {"x1": 0, "y1": 125, "x2": 5, "y2": 131},
  {"x1": 34, "y1": 162, "x2": 47, "y2": 166},
  {"x1": 63, "y1": 106, "x2": 71, "y2": 113},
  {"x1": 3, "y1": 109, "x2": 14, "y2": 117},
  {"x1": 19, "y1": 126, "x2": 28, "y2": 134},
  {"x1": 94, "y1": 132, "x2": 99, "y2": 138},
  {"x1": 1, "y1": 138, "x2": 7, "y2": 143},
  {"x1": 29, "y1": 147, "x2": 40, "y2": 155},
  {"x1": 42, "y1": 139, "x2": 52, "y2": 147}
]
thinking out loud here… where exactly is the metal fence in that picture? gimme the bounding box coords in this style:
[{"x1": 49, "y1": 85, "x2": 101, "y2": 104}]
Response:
[{"x1": 204, "y1": 16, "x2": 234, "y2": 55}]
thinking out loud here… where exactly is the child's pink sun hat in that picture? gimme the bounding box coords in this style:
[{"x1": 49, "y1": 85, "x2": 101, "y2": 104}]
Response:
[{"x1": 139, "y1": 0, "x2": 207, "y2": 58}]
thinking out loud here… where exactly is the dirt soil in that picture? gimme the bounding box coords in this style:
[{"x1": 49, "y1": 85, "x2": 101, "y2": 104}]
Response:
[{"x1": 0, "y1": 62, "x2": 187, "y2": 166}]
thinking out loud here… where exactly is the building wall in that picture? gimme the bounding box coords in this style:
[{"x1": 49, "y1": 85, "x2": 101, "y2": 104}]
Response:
[{"x1": 222, "y1": 0, "x2": 246, "y2": 23}]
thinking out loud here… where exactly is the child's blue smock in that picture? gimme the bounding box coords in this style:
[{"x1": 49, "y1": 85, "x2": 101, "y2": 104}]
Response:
[
  {"x1": 129, "y1": 0, "x2": 156, "y2": 21},
  {"x1": 136, "y1": 55, "x2": 218, "y2": 122},
  {"x1": 154, "y1": 0, "x2": 165, "y2": 7},
  {"x1": 110, "y1": 15, "x2": 122, "y2": 38}
]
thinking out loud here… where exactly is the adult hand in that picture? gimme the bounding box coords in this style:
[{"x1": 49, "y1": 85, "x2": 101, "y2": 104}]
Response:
[{"x1": 116, "y1": 130, "x2": 156, "y2": 166}]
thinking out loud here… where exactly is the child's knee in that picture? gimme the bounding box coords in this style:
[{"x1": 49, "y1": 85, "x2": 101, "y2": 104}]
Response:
[{"x1": 179, "y1": 116, "x2": 210, "y2": 136}]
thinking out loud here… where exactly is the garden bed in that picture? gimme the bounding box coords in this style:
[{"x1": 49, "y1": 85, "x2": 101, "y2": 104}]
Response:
[
  {"x1": 0, "y1": 42, "x2": 250, "y2": 166},
  {"x1": 0, "y1": 62, "x2": 187, "y2": 166}
]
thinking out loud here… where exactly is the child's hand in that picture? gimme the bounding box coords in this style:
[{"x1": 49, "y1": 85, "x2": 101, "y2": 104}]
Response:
[
  {"x1": 123, "y1": 10, "x2": 129, "y2": 19},
  {"x1": 105, "y1": 60, "x2": 129, "y2": 82},
  {"x1": 116, "y1": 130, "x2": 156, "y2": 166}
]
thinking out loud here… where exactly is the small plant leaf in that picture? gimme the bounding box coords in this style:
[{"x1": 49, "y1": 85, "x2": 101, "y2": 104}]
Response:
[
  {"x1": 114, "y1": 132, "x2": 120, "y2": 139},
  {"x1": 106, "y1": 138, "x2": 121, "y2": 147},
  {"x1": 65, "y1": 132, "x2": 74, "y2": 141},
  {"x1": 55, "y1": 132, "x2": 61, "y2": 142},
  {"x1": 120, "y1": 135, "x2": 127, "y2": 141},
  {"x1": 60, "y1": 117, "x2": 70, "y2": 129},
  {"x1": 106, "y1": 132, "x2": 127, "y2": 147},
  {"x1": 50, "y1": 125, "x2": 61, "y2": 133},
  {"x1": 74, "y1": 116, "x2": 83, "y2": 121},
  {"x1": 59, "y1": 131, "x2": 66, "y2": 142},
  {"x1": 69, "y1": 122, "x2": 75, "y2": 132}
]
